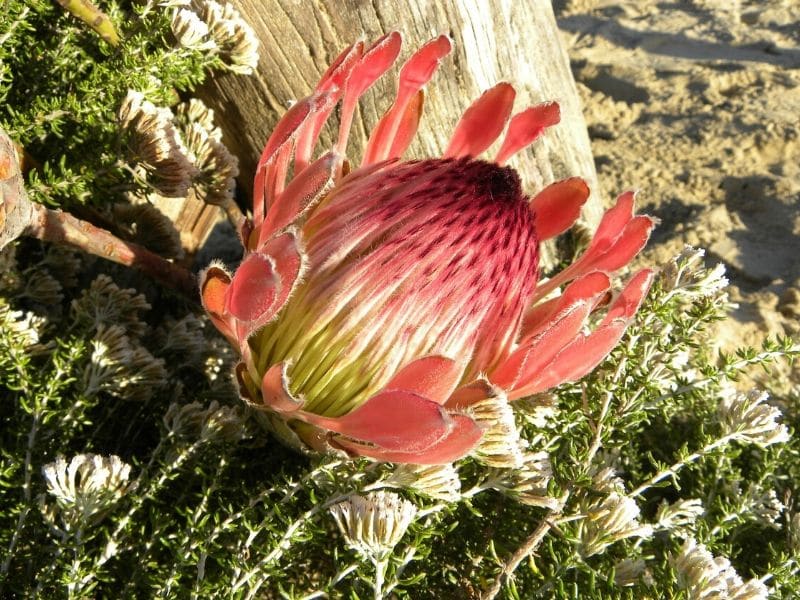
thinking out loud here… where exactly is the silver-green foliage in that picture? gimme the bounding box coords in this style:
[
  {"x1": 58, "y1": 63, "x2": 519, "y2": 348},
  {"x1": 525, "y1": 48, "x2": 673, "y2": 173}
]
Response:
[{"x1": 0, "y1": 241, "x2": 798, "y2": 599}]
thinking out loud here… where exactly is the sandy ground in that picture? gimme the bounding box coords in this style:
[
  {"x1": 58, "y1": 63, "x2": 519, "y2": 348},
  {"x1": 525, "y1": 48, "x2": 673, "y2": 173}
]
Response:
[{"x1": 554, "y1": 0, "x2": 800, "y2": 386}]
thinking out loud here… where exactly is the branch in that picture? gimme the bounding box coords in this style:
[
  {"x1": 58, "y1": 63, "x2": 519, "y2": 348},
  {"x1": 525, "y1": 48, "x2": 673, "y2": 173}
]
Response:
[
  {"x1": 0, "y1": 130, "x2": 197, "y2": 301},
  {"x1": 480, "y1": 493, "x2": 568, "y2": 600},
  {"x1": 55, "y1": 0, "x2": 120, "y2": 46}
]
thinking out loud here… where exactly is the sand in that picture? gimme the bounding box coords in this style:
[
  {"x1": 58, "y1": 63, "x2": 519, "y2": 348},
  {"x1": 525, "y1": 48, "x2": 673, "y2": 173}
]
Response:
[{"x1": 554, "y1": 0, "x2": 800, "y2": 385}]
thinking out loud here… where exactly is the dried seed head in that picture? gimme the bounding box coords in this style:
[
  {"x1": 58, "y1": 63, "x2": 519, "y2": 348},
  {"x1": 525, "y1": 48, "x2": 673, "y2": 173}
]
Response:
[
  {"x1": 488, "y1": 450, "x2": 557, "y2": 509},
  {"x1": 671, "y1": 538, "x2": 769, "y2": 600},
  {"x1": 0, "y1": 301, "x2": 45, "y2": 347},
  {"x1": 118, "y1": 90, "x2": 197, "y2": 197},
  {"x1": 171, "y1": 8, "x2": 216, "y2": 50},
  {"x1": 200, "y1": 401, "x2": 246, "y2": 443},
  {"x1": 41, "y1": 454, "x2": 132, "y2": 531},
  {"x1": 176, "y1": 98, "x2": 218, "y2": 134},
  {"x1": 329, "y1": 491, "x2": 417, "y2": 561},
  {"x1": 156, "y1": 314, "x2": 206, "y2": 361},
  {"x1": 83, "y1": 324, "x2": 167, "y2": 401},
  {"x1": 660, "y1": 246, "x2": 729, "y2": 299},
  {"x1": 717, "y1": 388, "x2": 790, "y2": 448},
  {"x1": 70, "y1": 274, "x2": 150, "y2": 338},
  {"x1": 655, "y1": 498, "x2": 704, "y2": 536},
  {"x1": 164, "y1": 400, "x2": 245, "y2": 443},
  {"x1": 384, "y1": 463, "x2": 461, "y2": 502},
  {"x1": 515, "y1": 393, "x2": 558, "y2": 428},
  {"x1": 741, "y1": 484, "x2": 785, "y2": 529},
  {"x1": 468, "y1": 395, "x2": 524, "y2": 469},
  {"x1": 40, "y1": 247, "x2": 82, "y2": 290},
  {"x1": 614, "y1": 557, "x2": 647, "y2": 587},
  {"x1": 192, "y1": 0, "x2": 259, "y2": 74},
  {"x1": 592, "y1": 465, "x2": 626, "y2": 495},
  {"x1": 20, "y1": 270, "x2": 62, "y2": 305},
  {"x1": 113, "y1": 201, "x2": 183, "y2": 259},
  {"x1": 579, "y1": 493, "x2": 653, "y2": 557},
  {"x1": 181, "y1": 122, "x2": 238, "y2": 206}
]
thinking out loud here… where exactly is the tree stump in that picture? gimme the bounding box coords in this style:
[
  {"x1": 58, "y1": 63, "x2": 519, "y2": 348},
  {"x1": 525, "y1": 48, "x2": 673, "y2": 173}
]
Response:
[{"x1": 199, "y1": 0, "x2": 601, "y2": 268}]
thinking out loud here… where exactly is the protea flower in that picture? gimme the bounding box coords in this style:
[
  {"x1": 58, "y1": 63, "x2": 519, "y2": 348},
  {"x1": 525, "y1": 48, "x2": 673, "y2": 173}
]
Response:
[{"x1": 200, "y1": 33, "x2": 654, "y2": 464}]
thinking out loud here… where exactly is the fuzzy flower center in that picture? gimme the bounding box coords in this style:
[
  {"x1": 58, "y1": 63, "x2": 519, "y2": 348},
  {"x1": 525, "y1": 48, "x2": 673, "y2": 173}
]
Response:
[{"x1": 255, "y1": 157, "x2": 539, "y2": 417}]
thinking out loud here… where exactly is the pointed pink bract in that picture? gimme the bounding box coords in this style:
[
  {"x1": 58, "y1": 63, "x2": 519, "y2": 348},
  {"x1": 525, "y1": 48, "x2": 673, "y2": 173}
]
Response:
[
  {"x1": 383, "y1": 355, "x2": 463, "y2": 405},
  {"x1": 531, "y1": 177, "x2": 590, "y2": 241},
  {"x1": 309, "y1": 389, "x2": 451, "y2": 452},
  {"x1": 445, "y1": 83, "x2": 516, "y2": 158},
  {"x1": 334, "y1": 414, "x2": 483, "y2": 465},
  {"x1": 495, "y1": 101, "x2": 560, "y2": 165}
]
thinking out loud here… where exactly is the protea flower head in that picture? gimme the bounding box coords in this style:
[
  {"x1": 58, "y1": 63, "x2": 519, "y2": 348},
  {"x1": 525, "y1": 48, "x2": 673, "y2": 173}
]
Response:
[{"x1": 200, "y1": 33, "x2": 655, "y2": 465}]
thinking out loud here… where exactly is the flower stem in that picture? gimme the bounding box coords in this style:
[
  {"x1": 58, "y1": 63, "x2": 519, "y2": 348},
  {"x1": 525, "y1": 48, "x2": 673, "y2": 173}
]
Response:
[
  {"x1": 630, "y1": 435, "x2": 733, "y2": 498},
  {"x1": 27, "y1": 204, "x2": 197, "y2": 299},
  {"x1": 373, "y1": 558, "x2": 387, "y2": 600},
  {"x1": 480, "y1": 495, "x2": 567, "y2": 600}
]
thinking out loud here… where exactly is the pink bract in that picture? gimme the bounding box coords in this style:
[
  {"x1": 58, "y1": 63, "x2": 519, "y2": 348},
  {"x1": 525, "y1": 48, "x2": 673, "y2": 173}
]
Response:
[{"x1": 200, "y1": 32, "x2": 655, "y2": 465}]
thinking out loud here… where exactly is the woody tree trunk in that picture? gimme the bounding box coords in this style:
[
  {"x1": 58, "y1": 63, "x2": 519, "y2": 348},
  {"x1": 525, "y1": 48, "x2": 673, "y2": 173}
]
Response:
[{"x1": 199, "y1": 0, "x2": 600, "y2": 269}]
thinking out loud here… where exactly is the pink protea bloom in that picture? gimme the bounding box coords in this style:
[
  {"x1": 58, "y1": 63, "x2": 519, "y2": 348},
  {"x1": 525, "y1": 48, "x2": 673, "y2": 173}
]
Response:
[{"x1": 200, "y1": 33, "x2": 655, "y2": 465}]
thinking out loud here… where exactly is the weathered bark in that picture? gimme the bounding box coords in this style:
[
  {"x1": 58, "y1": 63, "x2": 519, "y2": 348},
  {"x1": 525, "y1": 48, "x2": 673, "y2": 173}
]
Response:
[{"x1": 199, "y1": 0, "x2": 601, "y2": 268}]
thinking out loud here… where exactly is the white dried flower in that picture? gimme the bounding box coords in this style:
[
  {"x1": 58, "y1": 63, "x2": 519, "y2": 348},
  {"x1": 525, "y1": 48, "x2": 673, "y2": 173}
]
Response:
[
  {"x1": 468, "y1": 394, "x2": 523, "y2": 469},
  {"x1": 330, "y1": 491, "x2": 417, "y2": 561},
  {"x1": 171, "y1": 8, "x2": 216, "y2": 50},
  {"x1": 742, "y1": 484, "x2": 785, "y2": 529},
  {"x1": 200, "y1": 401, "x2": 246, "y2": 443},
  {"x1": 112, "y1": 200, "x2": 183, "y2": 259},
  {"x1": 165, "y1": 400, "x2": 208, "y2": 436},
  {"x1": 489, "y1": 450, "x2": 557, "y2": 509},
  {"x1": 670, "y1": 350, "x2": 691, "y2": 369},
  {"x1": 672, "y1": 538, "x2": 769, "y2": 600},
  {"x1": 614, "y1": 557, "x2": 646, "y2": 587},
  {"x1": 655, "y1": 498, "x2": 704, "y2": 535},
  {"x1": 180, "y1": 122, "x2": 238, "y2": 206},
  {"x1": 71, "y1": 275, "x2": 151, "y2": 338},
  {"x1": 0, "y1": 302, "x2": 44, "y2": 347},
  {"x1": 42, "y1": 454, "x2": 132, "y2": 530},
  {"x1": 660, "y1": 246, "x2": 729, "y2": 299},
  {"x1": 176, "y1": 98, "x2": 218, "y2": 135},
  {"x1": 83, "y1": 324, "x2": 167, "y2": 401},
  {"x1": 717, "y1": 389, "x2": 790, "y2": 448},
  {"x1": 384, "y1": 463, "x2": 461, "y2": 502},
  {"x1": 579, "y1": 493, "x2": 653, "y2": 557},
  {"x1": 592, "y1": 466, "x2": 625, "y2": 494},
  {"x1": 41, "y1": 247, "x2": 82, "y2": 289},
  {"x1": 158, "y1": 314, "x2": 206, "y2": 359},
  {"x1": 118, "y1": 90, "x2": 197, "y2": 197},
  {"x1": 20, "y1": 270, "x2": 62, "y2": 305},
  {"x1": 164, "y1": 400, "x2": 244, "y2": 443},
  {"x1": 191, "y1": 0, "x2": 259, "y2": 74},
  {"x1": 516, "y1": 393, "x2": 558, "y2": 428}
]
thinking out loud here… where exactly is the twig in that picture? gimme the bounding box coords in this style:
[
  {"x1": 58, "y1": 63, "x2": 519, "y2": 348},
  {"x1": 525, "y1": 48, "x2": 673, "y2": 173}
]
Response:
[
  {"x1": 27, "y1": 205, "x2": 197, "y2": 298},
  {"x1": 479, "y1": 495, "x2": 568, "y2": 600},
  {"x1": 0, "y1": 130, "x2": 197, "y2": 301},
  {"x1": 55, "y1": 0, "x2": 120, "y2": 46},
  {"x1": 481, "y1": 343, "x2": 636, "y2": 599}
]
